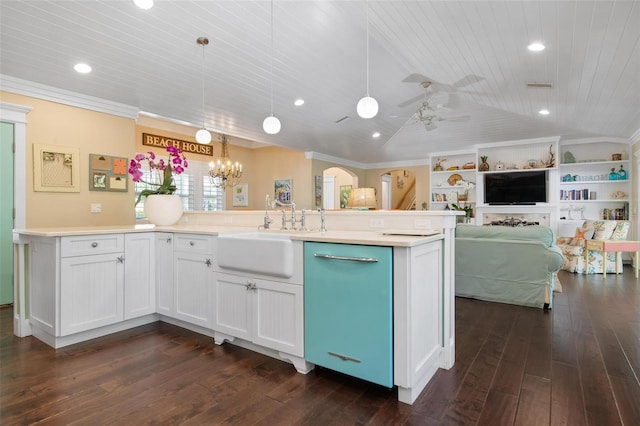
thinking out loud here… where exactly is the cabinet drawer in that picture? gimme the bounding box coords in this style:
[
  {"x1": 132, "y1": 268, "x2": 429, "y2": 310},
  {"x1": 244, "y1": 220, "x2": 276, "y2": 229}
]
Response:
[
  {"x1": 61, "y1": 234, "x2": 124, "y2": 257},
  {"x1": 173, "y1": 233, "x2": 215, "y2": 254}
]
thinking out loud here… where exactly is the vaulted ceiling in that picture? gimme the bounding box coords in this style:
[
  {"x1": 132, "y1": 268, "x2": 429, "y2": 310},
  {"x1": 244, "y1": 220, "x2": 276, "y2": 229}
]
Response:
[{"x1": 1, "y1": 0, "x2": 639, "y2": 165}]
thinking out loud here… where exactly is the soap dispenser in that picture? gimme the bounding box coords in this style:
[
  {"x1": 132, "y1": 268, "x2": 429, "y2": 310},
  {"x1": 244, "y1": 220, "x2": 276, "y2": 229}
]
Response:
[
  {"x1": 609, "y1": 168, "x2": 618, "y2": 180},
  {"x1": 617, "y1": 165, "x2": 627, "y2": 180}
]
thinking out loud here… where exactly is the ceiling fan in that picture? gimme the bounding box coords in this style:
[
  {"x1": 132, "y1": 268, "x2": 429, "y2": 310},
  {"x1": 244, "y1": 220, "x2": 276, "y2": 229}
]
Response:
[
  {"x1": 395, "y1": 81, "x2": 470, "y2": 131},
  {"x1": 397, "y1": 73, "x2": 484, "y2": 108}
]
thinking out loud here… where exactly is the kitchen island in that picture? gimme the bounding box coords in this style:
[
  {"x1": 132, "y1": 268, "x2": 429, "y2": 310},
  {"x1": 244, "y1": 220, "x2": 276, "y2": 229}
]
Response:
[{"x1": 13, "y1": 210, "x2": 459, "y2": 405}]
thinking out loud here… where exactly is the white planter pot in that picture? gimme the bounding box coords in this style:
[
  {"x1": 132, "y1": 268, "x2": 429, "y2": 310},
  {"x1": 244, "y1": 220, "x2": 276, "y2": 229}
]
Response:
[{"x1": 144, "y1": 194, "x2": 183, "y2": 226}]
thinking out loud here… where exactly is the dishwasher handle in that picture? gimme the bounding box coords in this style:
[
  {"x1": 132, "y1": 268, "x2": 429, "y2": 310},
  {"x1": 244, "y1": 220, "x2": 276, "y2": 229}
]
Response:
[{"x1": 313, "y1": 253, "x2": 378, "y2": 263}]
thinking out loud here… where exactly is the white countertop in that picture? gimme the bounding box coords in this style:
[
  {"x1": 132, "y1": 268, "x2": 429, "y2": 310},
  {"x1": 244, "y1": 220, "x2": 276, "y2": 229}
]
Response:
[{"x1": 13, "y1": 225, "x2": 443, "y2": 247}]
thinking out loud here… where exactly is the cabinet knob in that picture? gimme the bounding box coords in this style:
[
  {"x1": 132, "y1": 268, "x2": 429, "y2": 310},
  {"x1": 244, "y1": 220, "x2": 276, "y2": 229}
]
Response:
[
  {"x1": 190, "y1": 241, "x2": 195, "y2": 246},
  {"x1": 245, "y1": 281, "x2": 257, "y2": 291},
  {"x1": 205, "y1": 258, "x2": 212, "y2": 267},
  {"x1": 91, "y1": 242, "x2": 98, "y2": 248},
  {"x1": 166, "y1": 237, "x2": 172, "y2": 243},
  {"x1": 117, "y1": 256, "x2": 125, "y2": 263}
]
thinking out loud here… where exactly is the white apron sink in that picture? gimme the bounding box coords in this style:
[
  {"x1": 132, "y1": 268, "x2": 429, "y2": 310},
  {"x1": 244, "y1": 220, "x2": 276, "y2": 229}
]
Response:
[{"x1": 217, "y1": 232, "x2": 294, "y2": 278}]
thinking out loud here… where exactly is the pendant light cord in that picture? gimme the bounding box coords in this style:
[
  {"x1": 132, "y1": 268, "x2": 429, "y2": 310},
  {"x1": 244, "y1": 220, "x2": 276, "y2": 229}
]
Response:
[
  {"x1": 270, "y1": 0, "x2": 274, "y2": 116},
  {"x1": 201, "y1": 41, "x2": 206, "y2": 128},
  {"x1": 365, "y1": 0, "x2": 370, "y2": 97}
]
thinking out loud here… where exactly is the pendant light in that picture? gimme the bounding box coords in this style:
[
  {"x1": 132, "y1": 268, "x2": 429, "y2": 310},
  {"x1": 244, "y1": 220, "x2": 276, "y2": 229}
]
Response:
[
  {"x1": 195, "y1": 36, "x2": 212, "y2": 144},
  {"x1": 263, "y1": 0, "x2": 281, "y2": 134},
  {"x1": 356, "y1": 0, "x2": 378, "y2": 119}
]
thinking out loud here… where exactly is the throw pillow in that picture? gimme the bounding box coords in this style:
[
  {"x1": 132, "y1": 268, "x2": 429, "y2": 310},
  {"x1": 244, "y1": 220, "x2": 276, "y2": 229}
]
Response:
[
  {"x1": 570, "y1": 227, "x2": 589, "y2": 247},
  {"x1": 611, "y1": 221, "x2": 630, "y2": 240},
  {"x1": 592, "y1": 220, "x2": 617, "y2": 240}
]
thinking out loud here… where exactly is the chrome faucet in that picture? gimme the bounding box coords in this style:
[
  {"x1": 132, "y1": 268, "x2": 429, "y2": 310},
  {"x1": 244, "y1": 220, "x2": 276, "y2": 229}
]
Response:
[
  {"x1": 274, "y1": 199, "x2": 298, "y2": 230},
  {"x1": 260, "y1": 194, "x2": 274, "y2": 230},
  {"x1": 319, "y1": 208, "x2": 327, "y2": 233}
]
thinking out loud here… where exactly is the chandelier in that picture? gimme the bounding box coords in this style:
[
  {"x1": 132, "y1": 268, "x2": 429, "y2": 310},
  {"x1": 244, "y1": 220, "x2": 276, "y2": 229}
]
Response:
[{"x1": 208, "y1": 134, "x2": 242, "y2": 190}]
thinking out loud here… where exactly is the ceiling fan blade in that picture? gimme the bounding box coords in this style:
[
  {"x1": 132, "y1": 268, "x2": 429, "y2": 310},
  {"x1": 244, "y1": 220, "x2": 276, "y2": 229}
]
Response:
[
  {"x1": 452, "y1": 74, "x2": 485, "y2": 88},
  {"x1": 397, "y1": 94, "x2": 424, "y2": 108},
  {"x1": 402, "y1": 73, "x2": 432, "y2": 83}
]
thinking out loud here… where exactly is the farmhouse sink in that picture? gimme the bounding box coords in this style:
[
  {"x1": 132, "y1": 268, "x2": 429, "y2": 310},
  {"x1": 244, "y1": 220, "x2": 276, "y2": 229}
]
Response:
[{"x1": 217, "y1": 231, "x2": 294, "y2": 278}]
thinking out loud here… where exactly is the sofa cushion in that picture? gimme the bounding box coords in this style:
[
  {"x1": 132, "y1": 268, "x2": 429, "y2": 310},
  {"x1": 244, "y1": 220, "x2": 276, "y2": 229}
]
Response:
[
  {"x1": 455, "y1": 224, "x2": 555, "y2": 247},
  {"x1": 611, "y1": 221, "x2": 630, "y2": 240},
  {"x1": 560, "y1": 244, "x2": 584, "y2": 256},
  {"x1": 591, "y1": 220, "x2": 617, "y2": 240}
]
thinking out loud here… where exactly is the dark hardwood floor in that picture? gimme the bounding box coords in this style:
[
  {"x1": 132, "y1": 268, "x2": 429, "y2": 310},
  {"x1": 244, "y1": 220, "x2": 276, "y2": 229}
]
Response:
[{"x1": 2, "y1": 267, "x2": 639, "y2": 425}]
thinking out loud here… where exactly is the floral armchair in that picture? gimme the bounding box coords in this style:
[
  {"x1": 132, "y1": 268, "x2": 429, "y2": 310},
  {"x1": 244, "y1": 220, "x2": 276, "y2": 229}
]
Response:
[{"x1": 556, "y1": 220, "x2": 631, "y2": 274}]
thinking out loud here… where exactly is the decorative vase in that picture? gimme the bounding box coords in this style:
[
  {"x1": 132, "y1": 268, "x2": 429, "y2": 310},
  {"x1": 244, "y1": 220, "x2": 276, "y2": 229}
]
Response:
[{"x1": 144, "y1": 194, "x2": 183, "y2": 226}]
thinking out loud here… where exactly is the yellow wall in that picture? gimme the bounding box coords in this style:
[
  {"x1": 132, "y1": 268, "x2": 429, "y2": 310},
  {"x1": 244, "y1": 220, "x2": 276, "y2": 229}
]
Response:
[
  {"x1": 2, "y1": 92, "x2": 136, "y2": 227},
  {"x1": 363, "y1": 165, "x2": 430, "y2": 209}
]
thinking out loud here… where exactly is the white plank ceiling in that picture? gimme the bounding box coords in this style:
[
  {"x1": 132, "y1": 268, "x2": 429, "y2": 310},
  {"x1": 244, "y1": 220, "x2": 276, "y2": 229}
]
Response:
[{"x1": 1, "y1": 0, "x2": 639, "y2": 164}]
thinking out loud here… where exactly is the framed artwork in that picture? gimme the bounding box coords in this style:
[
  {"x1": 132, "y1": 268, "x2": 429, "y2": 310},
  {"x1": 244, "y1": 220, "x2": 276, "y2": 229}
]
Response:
[
  {"x1": 314, "y1": 175, "x2": 323, "y2": 208},
  {"x1": 232, "y1": 183, "x2": 249, "y2": 207},
  {"x1": 274, "y1": 179, "x2": 292, "y2": 204},
  {"x1": 89, "y1": 153, "x2": 128, "y2": 192},
  {"x1": 340, "y1": 185, "x2": 352, "y2": 209},
  {"x1": 33, "y1": 144, "x2": 80, "y2": 192}
]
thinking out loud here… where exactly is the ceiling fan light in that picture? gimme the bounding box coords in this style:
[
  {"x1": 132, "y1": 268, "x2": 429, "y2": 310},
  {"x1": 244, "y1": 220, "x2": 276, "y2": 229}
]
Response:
[
  {"x1": 263, "y1": 115, "x2": 281, "y2": 134},
  {"x1": 357, "y1": 96, "x2": 378, "y2": 119},
  {"x1": 195, "y1": 128, "x2": 212, "y2": 144}
]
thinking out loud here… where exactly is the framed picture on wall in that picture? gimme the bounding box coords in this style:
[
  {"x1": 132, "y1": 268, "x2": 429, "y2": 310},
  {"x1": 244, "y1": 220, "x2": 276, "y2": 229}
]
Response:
[
  {"x1": 33, "y1": 144, "x2": 80, "y2": 192},
  {"x1": 274, "y1": 179, "x2": 292, "y2": 204},
  {"x1": 340, "y1": 185, "x2": 352, "y2": 209},
  {"x1": 315, "y1": 175, "x2": 323, "y2": 208},
  {"x1": 232, "y1": 183, "x2": 249, "y2": 207}
]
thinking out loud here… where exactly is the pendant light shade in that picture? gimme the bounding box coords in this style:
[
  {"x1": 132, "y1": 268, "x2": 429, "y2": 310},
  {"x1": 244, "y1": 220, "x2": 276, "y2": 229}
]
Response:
[
  {"x1": 263, "y1": 115, "x2": 281, "y2": 134},
  {"x1": 357, "y1": 96, "x2": 378, "y2": 119},
  {"x1": 195, "y1": 36, "x2": 211, "y2": 144},
  {"x1": 195, "y1": 128, "x2": 212, "y2": 144},
  {"x1": 263, "y1": 0, "x2": 281, "y2": 134},
  {"x1": 357, "y1": 0, "x2": 378, "y2": 119}
]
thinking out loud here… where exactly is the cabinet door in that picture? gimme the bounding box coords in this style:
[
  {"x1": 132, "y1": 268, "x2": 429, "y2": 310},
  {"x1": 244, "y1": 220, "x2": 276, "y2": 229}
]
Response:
[
  {"x1": 253, "y1": 279, "x2": 303, "y2": 357},
  {"x1": 155, "y1": 233, "x2": 174, "y2": 317},
  {"x1": 174, "y1": 251, "x2": 214, "y2": 328},
  {"x1": 212, "y1": 272, "x2": 252, "y2": 341},
  {"x1": 60, "y1": 253, "x2": 124, "y2": 336},
  {"x1": 124, "y1": 233, "x2": 156, "y2": 319}
]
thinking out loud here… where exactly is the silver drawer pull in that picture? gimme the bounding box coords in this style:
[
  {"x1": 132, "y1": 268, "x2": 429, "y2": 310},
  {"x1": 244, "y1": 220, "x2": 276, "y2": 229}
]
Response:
[
  {"x1": 314, "y1": 253, "x2": 378, "y2": 263},
  {"x1": 91, "y1": 242, "x2": 98, "y2": 248},
  {"x1": 328, "y1": 351, "x2": 361, "y2": 363}
]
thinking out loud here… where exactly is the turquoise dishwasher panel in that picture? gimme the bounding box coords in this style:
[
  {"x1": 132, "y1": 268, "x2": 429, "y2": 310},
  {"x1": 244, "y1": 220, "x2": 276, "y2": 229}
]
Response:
[{"x1": 304, "y1": 242, "x2": 393, "y2": 387}]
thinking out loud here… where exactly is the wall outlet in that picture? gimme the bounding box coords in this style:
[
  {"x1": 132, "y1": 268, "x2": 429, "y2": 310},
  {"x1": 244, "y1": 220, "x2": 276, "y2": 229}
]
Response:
[
  {"x1": 90, "y1": 203, "x2": 102, "y2": 213},
  {"x1": 414, "y1": 219, "x2": 431, "y2": 228},
  {"x1": 370, "y1": 218, "x2": 384, "y2": 228}
]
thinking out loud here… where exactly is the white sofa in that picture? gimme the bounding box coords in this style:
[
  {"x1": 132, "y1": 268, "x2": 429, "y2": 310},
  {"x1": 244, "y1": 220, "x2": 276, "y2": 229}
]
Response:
[{"x1": 556, "y1": 219, "x2": 631, "y2": 274}]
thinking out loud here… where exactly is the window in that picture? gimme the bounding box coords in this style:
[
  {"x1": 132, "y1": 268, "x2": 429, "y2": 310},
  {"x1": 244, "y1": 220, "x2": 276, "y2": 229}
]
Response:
[{"x1": 134, "y1": 160, "x2": 224, "y2": 220}]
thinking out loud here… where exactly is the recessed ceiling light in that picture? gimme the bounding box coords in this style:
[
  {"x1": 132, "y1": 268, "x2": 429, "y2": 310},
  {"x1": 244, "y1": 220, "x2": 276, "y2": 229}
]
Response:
[
  {"x1": 528, "y1": 42, "x2": 545, "y2": 52},
  {"x1": 372, "y1": 132, "x2": 381, "y2": 138},
  {"x1": 73, "y1": 63, "x2": 92, "y2": 74},
  {"x1": 538, "y1": 109, "x2": 550, "y2": 115},
  {"x1": 133, "y1": 0, "x2": 154, "y2": 10},
  {"x1": 294, "y1": 99, "x2": 305, "y2": 106}
]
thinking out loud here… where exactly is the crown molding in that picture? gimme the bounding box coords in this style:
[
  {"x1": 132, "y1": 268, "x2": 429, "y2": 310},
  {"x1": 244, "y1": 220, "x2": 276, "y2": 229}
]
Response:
[
  {"x1": 0, "y1": 74, "x2": 139, "y2": 119},
  {"x1": 0, "y1": 101, "x2": 32, "y2": 123},
  {"x1": 304, "y1": 151, "x2": 428, "y2": 170}
]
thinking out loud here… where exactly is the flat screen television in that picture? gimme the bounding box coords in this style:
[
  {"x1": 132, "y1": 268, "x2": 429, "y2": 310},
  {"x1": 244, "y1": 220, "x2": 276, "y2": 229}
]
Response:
[{"x1": 484, "y1": 170, "x2": 548, "y2": 204}]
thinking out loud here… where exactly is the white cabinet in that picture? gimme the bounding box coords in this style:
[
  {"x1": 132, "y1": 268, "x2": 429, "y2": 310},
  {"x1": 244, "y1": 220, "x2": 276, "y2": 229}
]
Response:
[
  {"x1": 559, "y1": 140, "x2": 631, "y2": 220},
  {"x1": 429, "y1": 151, "x2": 477, "y2": 211},
  {"x1": 155, "y1": 232, "x2": 174, "y2": 317},
  {"x1": 173, "y1": 233, "x2": 215, "y2": 328},
  {"x1": 213, "y1": 272, "x2": 304, "y2": 357},
  {"x1": 59, "y1": 234, "x2": 125, "y2": 336},
  {"x1": 123, "y1": 233, "x2": 156, "y2": 320}
]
